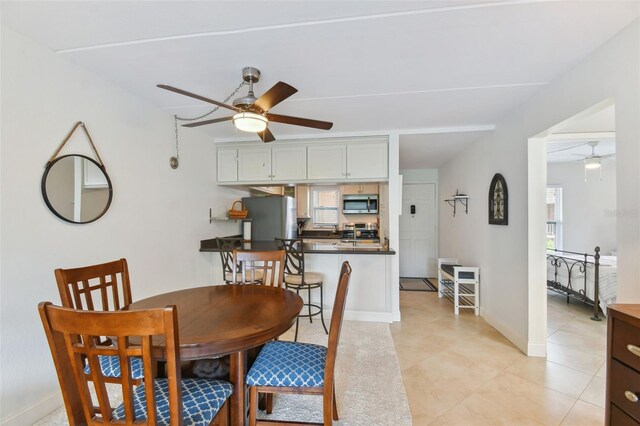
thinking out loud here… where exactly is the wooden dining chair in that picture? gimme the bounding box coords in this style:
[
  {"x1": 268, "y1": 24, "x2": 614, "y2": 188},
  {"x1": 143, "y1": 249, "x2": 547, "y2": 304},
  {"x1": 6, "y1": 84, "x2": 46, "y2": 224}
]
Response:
[
  {"x1": 275, "y1": 238, "x2": 328, "y2": 341},
  {"x1": 231, "y1": 250, "x2": 285, "y2": 287},
  {"x1": 39, "y1": 302, "x2": 233, "y2": 425},
  {"x1": 246, "y1": 261, "x2": 352, "y2": 426},
  {"x1": 54, "y1": 258, "x2": 143, "y2": 382},
  {"x1": 55, "y1": 258, "x2": 132, "y2": 312}
]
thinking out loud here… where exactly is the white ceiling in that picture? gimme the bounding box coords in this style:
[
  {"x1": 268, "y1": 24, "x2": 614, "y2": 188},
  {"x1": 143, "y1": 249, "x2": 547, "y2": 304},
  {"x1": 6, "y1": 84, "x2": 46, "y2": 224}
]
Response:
[{"x1": 2, "y1": 1, "x2": 637, "y2": 169}]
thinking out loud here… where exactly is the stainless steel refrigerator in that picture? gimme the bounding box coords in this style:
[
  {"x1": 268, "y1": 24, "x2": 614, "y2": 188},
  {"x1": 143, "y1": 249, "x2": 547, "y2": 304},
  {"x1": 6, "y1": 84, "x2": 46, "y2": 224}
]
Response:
[{"x1": 241, "y1": 195, "x2": 297, "y2": 241}]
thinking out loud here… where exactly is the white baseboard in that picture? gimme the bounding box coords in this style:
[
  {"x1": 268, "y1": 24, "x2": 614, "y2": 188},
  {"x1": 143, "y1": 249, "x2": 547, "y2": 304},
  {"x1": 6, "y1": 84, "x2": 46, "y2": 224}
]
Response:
[
  {"x1": 392, "y1": 310, "x2": 402, "y2": 322},
  {"x1": 527, "y1": 342, "x2": 547, "y2": 357},
  {"x1": 2, "y1": 390, "x2": 63, "y2": 425}
]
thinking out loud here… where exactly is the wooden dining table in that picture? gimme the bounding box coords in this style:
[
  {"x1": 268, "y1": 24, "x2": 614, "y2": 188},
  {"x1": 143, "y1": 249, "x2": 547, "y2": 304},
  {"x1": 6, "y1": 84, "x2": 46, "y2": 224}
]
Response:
[{"x1": 123, "y1": 284, "x2": 303, "y2": 426}]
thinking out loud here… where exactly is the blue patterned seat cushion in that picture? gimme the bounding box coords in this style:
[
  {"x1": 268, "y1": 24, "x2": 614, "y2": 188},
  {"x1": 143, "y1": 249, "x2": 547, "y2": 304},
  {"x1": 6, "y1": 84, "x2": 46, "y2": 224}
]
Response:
[
  {"x1": 112, "y1": 378, "x2": 233, "y2": 425},
  {"x1": 83, "y1": 355, "x2": 144, "y2": 379},
  {"x1": 246, "y1": 341, "x2": 327, "y2": 388}
]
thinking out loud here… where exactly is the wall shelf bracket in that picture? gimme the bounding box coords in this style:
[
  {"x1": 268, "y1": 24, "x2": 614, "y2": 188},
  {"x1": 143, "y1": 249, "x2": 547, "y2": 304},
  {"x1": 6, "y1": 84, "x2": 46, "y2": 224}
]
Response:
[{"x1": 444, "y1": 191, "x2": 469, "y2": 217}]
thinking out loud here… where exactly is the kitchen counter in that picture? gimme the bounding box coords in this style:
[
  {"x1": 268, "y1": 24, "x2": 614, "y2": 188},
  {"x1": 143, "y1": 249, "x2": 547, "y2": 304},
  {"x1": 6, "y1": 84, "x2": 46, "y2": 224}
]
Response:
[
  {"x1": 200, "y1": 238, "x2": 395, "y2": 255},
  {"x1": 201, "y1": 236, "x2": 395, "y2": 323}
]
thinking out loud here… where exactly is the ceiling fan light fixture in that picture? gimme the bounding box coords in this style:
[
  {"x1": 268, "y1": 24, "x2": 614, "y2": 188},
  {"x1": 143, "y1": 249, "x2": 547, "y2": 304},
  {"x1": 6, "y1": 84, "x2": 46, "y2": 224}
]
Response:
[
  {"x1": 232, "y1": 112, "x2": 268, "y2": 133},
  {"x1": 584, "y1": 157, "x2": 601, "y2": 169}
]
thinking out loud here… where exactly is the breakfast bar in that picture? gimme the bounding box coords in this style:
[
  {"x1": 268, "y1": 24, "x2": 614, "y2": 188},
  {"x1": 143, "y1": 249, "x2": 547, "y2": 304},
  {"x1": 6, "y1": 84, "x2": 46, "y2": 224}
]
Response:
[{"x1": 200, "y1": 238, "x2": 396, "y2": 323}]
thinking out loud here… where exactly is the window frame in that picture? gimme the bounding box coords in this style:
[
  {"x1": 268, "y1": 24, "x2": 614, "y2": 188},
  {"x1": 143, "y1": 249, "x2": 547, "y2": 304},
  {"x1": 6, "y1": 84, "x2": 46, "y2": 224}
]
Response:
[
  {"x1": 311, "y1": 186, "x2": 340, "y2": 228},
  {"x1": 546, "y1": 185, "x2": 563, "y2": 251}
]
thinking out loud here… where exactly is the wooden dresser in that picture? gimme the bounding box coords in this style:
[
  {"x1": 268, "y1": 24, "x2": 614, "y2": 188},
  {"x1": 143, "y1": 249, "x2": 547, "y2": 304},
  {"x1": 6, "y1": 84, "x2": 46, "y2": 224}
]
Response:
[{"x1": 607, "y1": 304, "x2": 640, "y2": 425}]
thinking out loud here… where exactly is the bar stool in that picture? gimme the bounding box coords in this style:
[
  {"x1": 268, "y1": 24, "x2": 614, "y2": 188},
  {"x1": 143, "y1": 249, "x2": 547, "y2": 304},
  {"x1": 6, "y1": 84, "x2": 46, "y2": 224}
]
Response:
[{"x1": 275, "y1": 238, "x2": 328, "y2": 341}]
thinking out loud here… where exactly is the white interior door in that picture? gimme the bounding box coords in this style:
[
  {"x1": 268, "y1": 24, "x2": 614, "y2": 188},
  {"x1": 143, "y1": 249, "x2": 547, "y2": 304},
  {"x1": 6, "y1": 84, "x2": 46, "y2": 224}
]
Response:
[{"x1": 399, "y1": 183, "x2": 437, "y2": 277}]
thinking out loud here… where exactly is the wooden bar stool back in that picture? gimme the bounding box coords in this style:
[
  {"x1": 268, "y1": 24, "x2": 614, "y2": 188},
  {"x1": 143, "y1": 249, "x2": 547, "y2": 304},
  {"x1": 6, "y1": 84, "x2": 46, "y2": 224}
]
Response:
[
  {"x1": 231, "y1": 250, "x2": 285, "y2": 287},
  {"x1": 275, "y1": 238, "x2": 328, "y2": 341},
  {"x1": 38, "y1": 302, "x2": 232, "y2": 425}
]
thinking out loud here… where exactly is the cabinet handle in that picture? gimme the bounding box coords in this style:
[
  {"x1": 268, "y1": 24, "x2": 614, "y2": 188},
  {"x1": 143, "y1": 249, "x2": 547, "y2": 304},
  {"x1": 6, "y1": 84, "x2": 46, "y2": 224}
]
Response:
[
  {"x1": 628, "y1": 344, "x2": 640, "y2": 357},
  {"x1": 625, "y1": 391, "x2": 639, "y2": 403}
]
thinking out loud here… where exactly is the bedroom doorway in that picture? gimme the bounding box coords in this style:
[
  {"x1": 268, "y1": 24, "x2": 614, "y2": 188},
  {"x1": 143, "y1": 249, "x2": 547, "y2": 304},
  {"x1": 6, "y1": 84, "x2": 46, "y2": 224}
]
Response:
[{"x1": 527, "y1": 98, "x2": 616, "y2": 358}]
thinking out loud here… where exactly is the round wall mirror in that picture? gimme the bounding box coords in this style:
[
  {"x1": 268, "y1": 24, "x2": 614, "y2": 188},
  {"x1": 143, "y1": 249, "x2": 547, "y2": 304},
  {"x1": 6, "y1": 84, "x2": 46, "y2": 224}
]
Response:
[{"x1": 41, "y1": 154, "x2": 113, "y2": 224}]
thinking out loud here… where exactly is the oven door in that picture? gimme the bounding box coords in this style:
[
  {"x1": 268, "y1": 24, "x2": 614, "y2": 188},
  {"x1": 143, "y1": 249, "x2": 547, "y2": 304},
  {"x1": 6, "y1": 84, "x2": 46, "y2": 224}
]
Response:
[{"x1": 343, "y1": 195, "x2": 378, "y2": 214}]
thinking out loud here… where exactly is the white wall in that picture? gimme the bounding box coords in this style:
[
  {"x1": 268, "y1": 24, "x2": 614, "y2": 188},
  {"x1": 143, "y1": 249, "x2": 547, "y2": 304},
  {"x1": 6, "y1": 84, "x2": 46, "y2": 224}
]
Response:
[
  {"x1": 438, "y1": 20, "x2": 639, "y2": 354},
  {"x1": 547, "y1": 161, "x2": 617, "y2": 254},
  {"x1": 0, "y1": 28, "x2": 249, "y2": 423}
]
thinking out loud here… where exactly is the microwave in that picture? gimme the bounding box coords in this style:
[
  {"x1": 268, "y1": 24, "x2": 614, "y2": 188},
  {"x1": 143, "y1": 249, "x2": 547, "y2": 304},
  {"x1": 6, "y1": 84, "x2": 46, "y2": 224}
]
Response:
[{"x1": 343, "y1": 194, "x2": 379, "y2": 214}]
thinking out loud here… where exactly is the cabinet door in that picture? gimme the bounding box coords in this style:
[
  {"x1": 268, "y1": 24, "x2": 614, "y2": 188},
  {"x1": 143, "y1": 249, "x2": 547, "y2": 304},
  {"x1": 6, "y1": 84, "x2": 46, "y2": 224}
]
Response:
[
  {"x1": 340, "y1": 184, "x2": 360, "y2": 195},
  {"x1": 296, "y1": 185, "x2": 310, "y2": 217},
  {"x1": 238, "y1": 147, "x2": 271, "y2": 182},
  {"x1": 347, "y1": 142, "x2": 388, "y2": 179},
  {"x1": 307, "y1": 145, "x2": 347, "y2": 180},
  {"x1": 272, "y1": 146, "x2": 307, "y2": 181},
  {"x1": 360, "y1": 183, "x2": 379, "y2": 194},
  {"x1": 341, "y1": 183, "x2": 379, "y2": 195},
  {"x1": 217, "y1": 148, "x2": 238, "y2": 182}
]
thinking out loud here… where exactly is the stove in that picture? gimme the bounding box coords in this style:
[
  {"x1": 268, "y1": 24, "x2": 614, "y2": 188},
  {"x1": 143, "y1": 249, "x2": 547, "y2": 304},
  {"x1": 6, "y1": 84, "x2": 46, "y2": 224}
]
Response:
[{"x1": 342, "y1": 223, "x2": 379, "y2": 242}]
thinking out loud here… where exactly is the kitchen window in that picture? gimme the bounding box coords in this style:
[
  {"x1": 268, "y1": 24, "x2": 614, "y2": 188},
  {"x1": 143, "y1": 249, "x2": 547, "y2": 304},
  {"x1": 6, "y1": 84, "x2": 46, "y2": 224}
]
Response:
[
  {"x1": 312, "y1": 187, "x2": 339, "y2": 227},
  {"x1": 546, "y1": 186, "x2": 563, "y2": 250}
]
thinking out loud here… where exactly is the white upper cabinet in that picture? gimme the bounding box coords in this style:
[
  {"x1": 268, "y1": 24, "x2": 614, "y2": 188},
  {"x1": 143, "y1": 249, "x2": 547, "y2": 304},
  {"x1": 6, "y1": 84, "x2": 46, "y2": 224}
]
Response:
[
  {"x1": 346, "y1": 142, "x2": 388, "y2": 179},
  {"x1": 216, "y1": 138, "x2": 388, "y2": 184},
  {"x1": 271, "y1": 146, "x2": 307, "y2": 181},
  {"x1": 307, "y1": 145, "x2": 347, "y2": 180},
  {"x1": 238, "y1": 147, "x2": 271, "y2": 181},
  {"x1": 217, "y1": 148, "x2": 238, "y2": 182}
]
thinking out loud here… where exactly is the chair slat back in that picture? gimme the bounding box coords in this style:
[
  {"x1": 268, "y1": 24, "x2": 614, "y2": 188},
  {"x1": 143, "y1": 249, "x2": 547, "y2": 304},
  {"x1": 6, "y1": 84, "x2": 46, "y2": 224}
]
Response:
[
  {"x1": 324, "y1": 262, "x2": 352, "y2": 389},
  {"x1": 55, "y1": 259, "x2": 132, "y2": 312},
  {"x1": 275, "y1": 238, "x2": 305, "y2": 279},
  {"x1": 216, "y1": 238, "x2": 243, "y2": 283},
  {"x1": 39, "y1": 302, "x2": 182, "y2": 425},
  {"x1": 232, "y1": 250, "x2": 285, "y2": 287}
]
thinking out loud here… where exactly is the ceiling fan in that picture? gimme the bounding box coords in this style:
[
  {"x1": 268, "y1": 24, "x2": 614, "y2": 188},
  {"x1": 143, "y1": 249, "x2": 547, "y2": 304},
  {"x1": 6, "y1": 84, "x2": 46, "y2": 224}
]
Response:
[
  {"x1": 158, "y1": 67, "x2": 333, "y2": 143},
  {"x1": 572, "y1": 140, "x2": 615, "y2": 169}
]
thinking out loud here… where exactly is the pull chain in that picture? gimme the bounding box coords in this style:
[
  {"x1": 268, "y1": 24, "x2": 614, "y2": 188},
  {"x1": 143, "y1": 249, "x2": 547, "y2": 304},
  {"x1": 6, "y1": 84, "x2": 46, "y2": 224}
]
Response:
[
  {"x1": 169, "y1": 80, "x2": 247, "y2": 169},
  {"x1": 170, "y1": 115, "x2": 180, "y2": 169}
]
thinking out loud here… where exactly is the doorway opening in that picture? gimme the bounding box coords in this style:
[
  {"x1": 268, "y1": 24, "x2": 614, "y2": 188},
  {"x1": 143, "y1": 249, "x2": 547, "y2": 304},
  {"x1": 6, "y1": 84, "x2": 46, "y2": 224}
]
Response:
[
  {"x1": 399, "y1": 183, "x2": 438, "y2": 291},
  {"x1": 527, "y1": 98, "x2": 616, "y2": 357}
]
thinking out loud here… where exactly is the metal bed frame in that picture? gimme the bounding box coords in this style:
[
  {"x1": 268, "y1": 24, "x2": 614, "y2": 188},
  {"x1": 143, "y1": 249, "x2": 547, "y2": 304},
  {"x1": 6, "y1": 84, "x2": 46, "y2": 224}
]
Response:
[{"x1": 546, "y1": 246, "x2": 601, "y2": 321}]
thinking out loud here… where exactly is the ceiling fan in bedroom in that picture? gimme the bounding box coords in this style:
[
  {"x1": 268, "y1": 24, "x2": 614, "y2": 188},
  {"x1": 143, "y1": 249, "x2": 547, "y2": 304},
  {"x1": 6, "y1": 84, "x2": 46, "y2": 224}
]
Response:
[
  {"x1": 575, "y1": 140, "x2": 615, "y2": 167},
  {"x1": 158, "y1": 67, "x2": 333, "y2": 143}
]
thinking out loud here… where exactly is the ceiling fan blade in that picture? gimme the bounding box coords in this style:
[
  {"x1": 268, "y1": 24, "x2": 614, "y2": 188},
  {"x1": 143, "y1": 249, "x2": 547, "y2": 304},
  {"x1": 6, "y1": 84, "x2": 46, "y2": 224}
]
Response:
[
  {"x1": 182, "y1": 116, "x2": 233, "y2": 128},
  {"x1": 258, "y1": 128, "x2": 276, "y2": 143},
  {"x1": 266, "y1": 113, "x2": 333, "y2": 130},
  {"x1": 252, "y1": 82, "x2": 298, "y2": 112},
  {"x1": 157, "y1": 84, "x2": 242, "y2": 113},
  {"x1": 547, "y1": 142, "x2": 589, "y2": 154}
]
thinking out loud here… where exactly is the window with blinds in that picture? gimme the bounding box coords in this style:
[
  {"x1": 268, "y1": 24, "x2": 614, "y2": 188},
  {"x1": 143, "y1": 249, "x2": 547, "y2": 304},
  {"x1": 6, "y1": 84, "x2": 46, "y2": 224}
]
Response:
[
  {"x1": 546, "y1": 186, "x2": 563, "y2": 250},
  {"x1": 312, "y1": 187, "x2": 339, "y2": 227}
]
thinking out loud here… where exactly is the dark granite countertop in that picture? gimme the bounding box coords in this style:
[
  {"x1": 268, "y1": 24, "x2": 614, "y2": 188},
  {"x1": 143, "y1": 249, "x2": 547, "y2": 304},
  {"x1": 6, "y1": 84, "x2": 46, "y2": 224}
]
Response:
[{"x1": 200, "y1": 238, "x2": 395, "y2": 255}]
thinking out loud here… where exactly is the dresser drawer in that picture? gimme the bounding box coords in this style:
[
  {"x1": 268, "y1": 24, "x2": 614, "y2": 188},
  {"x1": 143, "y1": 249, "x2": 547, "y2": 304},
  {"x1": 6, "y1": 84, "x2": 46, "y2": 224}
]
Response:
[
  {"x1": 611, "y1": 404, "x2": 640, "y2": 426},
  {"x1": 613, "y1": 317, "x2": 640, "y2": 371},
  {"x1": 611, "y1": 359, "x2": 640, "y2": 422}
]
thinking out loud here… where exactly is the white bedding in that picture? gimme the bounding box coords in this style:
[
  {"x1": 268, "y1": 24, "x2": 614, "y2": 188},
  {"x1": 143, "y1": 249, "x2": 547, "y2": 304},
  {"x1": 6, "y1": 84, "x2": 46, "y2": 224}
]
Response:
[{"x1": 546, "y1": 252, "x2": 617, "y2": 314}]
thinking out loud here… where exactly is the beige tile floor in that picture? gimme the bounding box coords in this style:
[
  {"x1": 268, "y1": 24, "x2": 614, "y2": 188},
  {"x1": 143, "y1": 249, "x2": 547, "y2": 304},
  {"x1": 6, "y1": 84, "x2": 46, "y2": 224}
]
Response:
[{"x1": 391, "y1": 290, "x2": 607, "y2": 425}]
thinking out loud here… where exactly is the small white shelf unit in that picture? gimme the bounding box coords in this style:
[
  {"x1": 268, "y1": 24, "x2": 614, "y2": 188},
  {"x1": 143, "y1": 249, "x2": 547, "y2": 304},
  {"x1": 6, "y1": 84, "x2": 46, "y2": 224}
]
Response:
[{"x1": 437, "y1": 258, "x2": 480, "y2": 315}]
